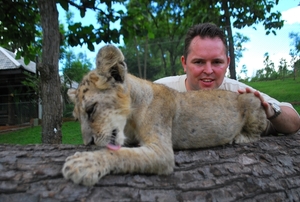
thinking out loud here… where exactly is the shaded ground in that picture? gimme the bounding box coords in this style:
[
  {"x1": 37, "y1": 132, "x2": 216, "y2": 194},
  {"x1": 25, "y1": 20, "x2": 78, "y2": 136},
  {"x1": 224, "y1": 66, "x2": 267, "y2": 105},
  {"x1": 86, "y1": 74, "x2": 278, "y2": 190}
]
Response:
[{"x1": 0, "y1": 131, "x2": 299, "y2": 202}]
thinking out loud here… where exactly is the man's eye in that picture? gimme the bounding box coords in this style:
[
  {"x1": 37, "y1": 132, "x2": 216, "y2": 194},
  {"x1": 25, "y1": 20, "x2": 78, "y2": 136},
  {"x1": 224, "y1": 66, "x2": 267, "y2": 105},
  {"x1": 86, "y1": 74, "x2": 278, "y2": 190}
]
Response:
[
  {"x1": 194, "y1": 60, "x2": 204, "y2": 64},
  {"x1": 213, "y1": 60, "x2": 223, "y2": 64}
]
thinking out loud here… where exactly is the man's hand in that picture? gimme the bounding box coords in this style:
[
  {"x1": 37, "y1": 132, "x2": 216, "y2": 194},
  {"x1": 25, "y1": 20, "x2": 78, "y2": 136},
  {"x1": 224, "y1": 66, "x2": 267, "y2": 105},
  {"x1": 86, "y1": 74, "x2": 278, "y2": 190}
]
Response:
[
  {"x1": 238, "y1": 87, "x2": 300, "y2": 134},
  {"x1": 238, "y1": 87, "x2": 275, "y2": 119}
]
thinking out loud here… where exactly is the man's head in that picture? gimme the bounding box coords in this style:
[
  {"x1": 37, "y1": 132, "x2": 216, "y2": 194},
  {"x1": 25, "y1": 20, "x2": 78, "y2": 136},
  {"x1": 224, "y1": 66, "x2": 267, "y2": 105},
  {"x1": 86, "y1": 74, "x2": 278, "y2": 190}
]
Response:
[{"x1": 182, "y1": 23, "x2": 230, "y2": 90}]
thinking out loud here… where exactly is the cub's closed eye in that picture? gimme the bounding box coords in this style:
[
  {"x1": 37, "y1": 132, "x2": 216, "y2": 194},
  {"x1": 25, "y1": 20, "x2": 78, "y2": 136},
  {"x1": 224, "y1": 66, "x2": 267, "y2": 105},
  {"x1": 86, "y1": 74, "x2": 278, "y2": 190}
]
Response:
[{"x1": 86, "y1": 103, "x2": 97, "y2": 117}]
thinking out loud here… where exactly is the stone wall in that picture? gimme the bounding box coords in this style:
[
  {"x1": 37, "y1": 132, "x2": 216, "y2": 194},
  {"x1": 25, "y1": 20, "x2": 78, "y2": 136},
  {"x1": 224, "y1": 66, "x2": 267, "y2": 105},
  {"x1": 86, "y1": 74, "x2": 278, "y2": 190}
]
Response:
[{"x1": 0, "y1": 132, "x2": 299, "y2": 202}]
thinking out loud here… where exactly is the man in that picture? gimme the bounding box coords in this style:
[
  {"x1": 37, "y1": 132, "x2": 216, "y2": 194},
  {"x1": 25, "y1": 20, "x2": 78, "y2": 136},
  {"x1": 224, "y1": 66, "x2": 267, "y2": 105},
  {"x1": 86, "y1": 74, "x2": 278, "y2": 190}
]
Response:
[{"x1": 155, "y1": 23, "x2": 300, "y2": 135}]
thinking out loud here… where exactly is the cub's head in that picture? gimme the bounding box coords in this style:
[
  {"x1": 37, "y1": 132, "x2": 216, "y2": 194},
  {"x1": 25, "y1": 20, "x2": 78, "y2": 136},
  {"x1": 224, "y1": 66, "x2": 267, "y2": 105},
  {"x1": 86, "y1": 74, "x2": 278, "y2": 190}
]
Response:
[{"x1": 68, "y1": 45, "x2": 130, "y2": 150}]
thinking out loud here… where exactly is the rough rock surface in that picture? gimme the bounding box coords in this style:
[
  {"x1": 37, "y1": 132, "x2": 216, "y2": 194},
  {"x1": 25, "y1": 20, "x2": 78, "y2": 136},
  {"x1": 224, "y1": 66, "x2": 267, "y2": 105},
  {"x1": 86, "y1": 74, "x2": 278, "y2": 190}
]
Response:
[{"x1": 0, "y1": 131, "x2": 299, "y2": 202}]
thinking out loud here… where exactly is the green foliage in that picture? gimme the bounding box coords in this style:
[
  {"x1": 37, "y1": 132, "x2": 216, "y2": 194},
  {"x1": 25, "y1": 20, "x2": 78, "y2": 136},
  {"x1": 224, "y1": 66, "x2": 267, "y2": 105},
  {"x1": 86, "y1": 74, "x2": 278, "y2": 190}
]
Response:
[
  {"x1": 121, "y1": 0, "x2": 195, "y2": 79},
  {"x1": 234, "y1": 33, "x2": 250, "y2": 63},
  {"x1": 21, "y1": 71, "x2": 41, "y2": 101},
  {"x1": 252, "y1": 52, "x2": 279, "y2": 81},
  {"x1": 289, "y1": 32, "x2": 300, "y2": 53},
  {"x1": 120, "y1": 43, "x2": 164, "y2": 81},
  {"x1": 62, "y1": 51, "x2": 92, "y2": 83},
  {"x1": 63, "y1": 103, "x2": 75, "y2": 118},
  {"x1": 60, "y1": 0, "x2": 125, "y2": 50},
  {"x1": 0, "y1": 0, "x2": 41, "y2": 63},
  {"x1": 120, "y1": 0, "x2": 284, "y2": 80},
  {"x1": 289, "y1": 32, "x2": 300, "y2": 80},
  {"x1": 278, "y1": 58, "x2": 289, "y2": 80},
  {"x1": 1, "y1": 0, "x2": 124, "y2": 63},
  {"x1": 0, "y1": 121, "x2": 82, "y2": 145}
]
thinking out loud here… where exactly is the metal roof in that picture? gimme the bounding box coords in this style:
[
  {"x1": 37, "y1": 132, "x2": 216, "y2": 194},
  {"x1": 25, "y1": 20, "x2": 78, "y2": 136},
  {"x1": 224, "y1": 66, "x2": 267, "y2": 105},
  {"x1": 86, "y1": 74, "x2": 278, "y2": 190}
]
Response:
[{"x1": 0, "y1": 47, "x2": 36, "y2": 74}]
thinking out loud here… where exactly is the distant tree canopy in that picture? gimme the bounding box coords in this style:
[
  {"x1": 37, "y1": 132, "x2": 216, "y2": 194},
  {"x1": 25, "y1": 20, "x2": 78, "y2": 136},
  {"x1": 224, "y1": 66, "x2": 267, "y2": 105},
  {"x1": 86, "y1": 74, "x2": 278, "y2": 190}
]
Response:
[
  {"x1": 289, "y1": 32, "x2": 300, "y2": 80},
  {"x1": 119, "y1": 0, "x2": 284, "y2": 81},
  {"x1": 251, "y1": 52, "x2": 296, "y2": 82},
  {"x1": 252, "y1": 31, "x2": 300, "y2": 82},
  {"x1": 62, "y1": 51, "x2": 92, "y2": 83}
]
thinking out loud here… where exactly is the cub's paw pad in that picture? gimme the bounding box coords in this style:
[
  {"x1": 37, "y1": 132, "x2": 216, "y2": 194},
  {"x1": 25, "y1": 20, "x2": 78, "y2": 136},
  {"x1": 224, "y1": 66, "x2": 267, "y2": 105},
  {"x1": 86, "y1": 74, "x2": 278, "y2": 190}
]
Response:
[{"x1": 62, "y1": 152, "x2": 106, "y2": 186}]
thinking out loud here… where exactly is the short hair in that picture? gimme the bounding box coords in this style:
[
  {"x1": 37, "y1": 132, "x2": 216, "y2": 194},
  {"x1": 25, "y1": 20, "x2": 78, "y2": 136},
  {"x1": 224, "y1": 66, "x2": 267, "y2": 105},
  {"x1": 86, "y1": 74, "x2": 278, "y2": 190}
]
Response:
[{"x1": 183, "y1": 23, "x2": 228, "y2": 59}]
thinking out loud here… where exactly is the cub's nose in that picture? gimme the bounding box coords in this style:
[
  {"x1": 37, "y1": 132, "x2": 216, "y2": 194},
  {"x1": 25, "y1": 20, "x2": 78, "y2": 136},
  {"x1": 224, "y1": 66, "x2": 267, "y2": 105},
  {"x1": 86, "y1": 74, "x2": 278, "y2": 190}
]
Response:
[{"x1": 86, "y1": 136, "x2": 95, "y2": 145}]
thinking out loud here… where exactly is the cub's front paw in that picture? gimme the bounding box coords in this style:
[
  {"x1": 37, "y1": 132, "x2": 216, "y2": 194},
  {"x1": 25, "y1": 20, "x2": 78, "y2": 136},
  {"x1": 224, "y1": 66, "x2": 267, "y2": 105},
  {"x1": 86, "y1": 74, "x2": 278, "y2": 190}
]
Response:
[{"x1": 62, "y1": 151, "x2": 109, "y2": 186}]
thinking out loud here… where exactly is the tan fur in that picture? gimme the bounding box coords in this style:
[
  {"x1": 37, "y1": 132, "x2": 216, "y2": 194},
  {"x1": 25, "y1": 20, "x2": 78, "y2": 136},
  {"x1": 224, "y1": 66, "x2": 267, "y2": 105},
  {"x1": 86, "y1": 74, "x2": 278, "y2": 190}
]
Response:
[{"x1": 62, "y1": 45, "x2": 267, "y2": 186}]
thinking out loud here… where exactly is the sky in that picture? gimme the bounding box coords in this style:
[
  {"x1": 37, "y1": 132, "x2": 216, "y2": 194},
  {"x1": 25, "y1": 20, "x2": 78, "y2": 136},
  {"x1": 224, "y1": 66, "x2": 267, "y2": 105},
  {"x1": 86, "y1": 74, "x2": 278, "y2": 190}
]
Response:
[
  {"x1": 235, "y1": 0, "x2": 300, "y2": 77},
  {"x1": 58, "y1": 0, "x2": 300, "y2": 78}
]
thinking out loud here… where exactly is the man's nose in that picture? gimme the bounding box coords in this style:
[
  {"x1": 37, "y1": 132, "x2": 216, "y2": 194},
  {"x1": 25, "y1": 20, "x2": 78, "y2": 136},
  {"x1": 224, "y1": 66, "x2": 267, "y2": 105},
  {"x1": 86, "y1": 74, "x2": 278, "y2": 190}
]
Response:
[{"x1": 203, "y1": 63, "x2": 213, "y2": 74}]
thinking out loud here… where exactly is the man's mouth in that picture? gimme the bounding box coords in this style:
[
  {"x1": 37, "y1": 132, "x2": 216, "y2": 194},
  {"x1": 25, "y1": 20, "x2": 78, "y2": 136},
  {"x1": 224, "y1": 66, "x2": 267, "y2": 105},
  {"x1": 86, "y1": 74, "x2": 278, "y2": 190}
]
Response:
[{"x1": 201, "y1": 79, "x2": 214, "y2": 83}]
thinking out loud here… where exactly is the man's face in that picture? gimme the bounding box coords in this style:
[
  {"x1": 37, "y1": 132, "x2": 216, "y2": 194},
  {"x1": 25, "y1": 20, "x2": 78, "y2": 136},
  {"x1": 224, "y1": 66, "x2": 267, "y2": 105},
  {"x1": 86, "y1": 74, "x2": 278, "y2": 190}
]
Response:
[{"x1": 181, "y1": 36, "x2": 230, "y2": 90}]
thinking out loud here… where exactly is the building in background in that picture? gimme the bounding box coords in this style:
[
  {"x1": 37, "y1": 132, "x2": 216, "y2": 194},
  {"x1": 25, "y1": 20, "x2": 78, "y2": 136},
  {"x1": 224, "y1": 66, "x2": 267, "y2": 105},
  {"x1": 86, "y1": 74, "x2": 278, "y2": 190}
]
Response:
[{"x1": 0, "y1": 47, "x2": 39, "y2": 126}]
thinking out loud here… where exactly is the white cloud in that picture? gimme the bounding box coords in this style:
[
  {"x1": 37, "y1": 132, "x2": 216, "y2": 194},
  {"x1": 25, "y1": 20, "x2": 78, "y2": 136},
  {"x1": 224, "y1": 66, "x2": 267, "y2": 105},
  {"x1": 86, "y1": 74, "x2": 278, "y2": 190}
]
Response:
[{"x1": 282, "y1": 6, "x2": 300, "y2": 24}]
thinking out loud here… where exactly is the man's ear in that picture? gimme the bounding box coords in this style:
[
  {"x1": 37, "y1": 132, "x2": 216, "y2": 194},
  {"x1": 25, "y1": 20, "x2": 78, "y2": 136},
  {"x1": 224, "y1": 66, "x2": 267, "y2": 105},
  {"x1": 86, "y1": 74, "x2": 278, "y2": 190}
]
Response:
[{"x1": 67, "y1": 89, "x2": 76, "y2": 103}]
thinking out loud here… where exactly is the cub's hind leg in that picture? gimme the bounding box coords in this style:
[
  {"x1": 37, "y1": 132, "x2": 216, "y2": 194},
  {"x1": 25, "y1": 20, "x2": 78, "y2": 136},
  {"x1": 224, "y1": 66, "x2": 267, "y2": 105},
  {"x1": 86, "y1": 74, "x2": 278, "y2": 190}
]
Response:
[{"x1": 234, "y1": 94, "x2": 267, "y2": 143}]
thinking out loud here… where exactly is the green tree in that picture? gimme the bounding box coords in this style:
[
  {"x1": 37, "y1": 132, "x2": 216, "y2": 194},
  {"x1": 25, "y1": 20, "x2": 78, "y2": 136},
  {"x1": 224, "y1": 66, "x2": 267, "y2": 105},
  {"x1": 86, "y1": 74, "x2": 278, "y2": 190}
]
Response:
[
  {"x1": 234, "y1": 32, "x2": 250, "y2": 80},
  {"x1": 234, "y1": 32, "x2": 250, "y2": 63},
  {"x1": 121, "y1": 0, "x2": 208, "y2": 78},
  {"x1": 278, "y1": 58, "x2": 288, "y2": 80},
  {"x1": 37, "y1": 0, "x2": 62, "y2": 143},
  {"x1": 263, "y1": 52, "x2": 277, "y2": 80},
  {"x1": 120, "y1": 0, "x2": 153, "y2": 78},
  {"x1": 252, "y1": 52, "x2": 278, "y2": 81},
  {"x1": 220, "y1": 0, "x2": 283, "y2": 80},
  {"x1": 239, "y1": 64, "x2": 248, "y2": 81},
  {"x1": 252, "y1": 68, "x2": 265, "y2": 81},
  {"x1": 1, "y1": 0, "x2": 124, "y2": 143},
  {"x1": 62, "y1": 51, "x2": 92, "y2": 83},
  {"x1": 0, "y1": 0, "x2": 41, "y2": 63},
  {"x1": 289, "y1": 32, "x2": 300, "y2": 80},
  {"x1": 121, "y1": 0, "x2": 283, "y2": 80}
]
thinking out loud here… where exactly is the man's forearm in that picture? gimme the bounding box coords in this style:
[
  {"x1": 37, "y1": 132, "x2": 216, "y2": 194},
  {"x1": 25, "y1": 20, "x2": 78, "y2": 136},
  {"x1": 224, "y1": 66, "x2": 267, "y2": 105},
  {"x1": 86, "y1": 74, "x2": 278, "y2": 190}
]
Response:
[{"x1": 269, "y1": 106, "x2": 300, "y2": 134}]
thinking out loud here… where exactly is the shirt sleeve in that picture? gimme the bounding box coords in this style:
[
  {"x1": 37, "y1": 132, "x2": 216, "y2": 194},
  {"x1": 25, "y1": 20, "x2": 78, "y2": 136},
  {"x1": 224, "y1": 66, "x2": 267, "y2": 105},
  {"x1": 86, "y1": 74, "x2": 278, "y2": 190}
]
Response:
[{"x1": 154, "y1": 75, "x2": 187, "y2": 92}]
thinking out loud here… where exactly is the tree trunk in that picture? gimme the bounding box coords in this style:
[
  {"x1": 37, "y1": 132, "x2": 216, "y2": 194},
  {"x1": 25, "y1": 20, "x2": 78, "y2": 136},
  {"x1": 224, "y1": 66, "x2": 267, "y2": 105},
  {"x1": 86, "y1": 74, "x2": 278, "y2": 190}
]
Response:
[
  {"x1": 222, "y1": 0, "x2": 237, "y2": 80},
  {"x1": 0, "y1": 132, "x2": 299, "y2": 201},
  {"x1": 37, "y1": 0, "x2": 62, "y2": 144},
  {"x1": 143, "y1": 35, "x2": 148, "y2": 79},
  {"x1": 134, "y1": 36, "x2": 142, "y2": 78},
  {"x1": 158, "y1": 43, "x2": 168, "y2": 76}
]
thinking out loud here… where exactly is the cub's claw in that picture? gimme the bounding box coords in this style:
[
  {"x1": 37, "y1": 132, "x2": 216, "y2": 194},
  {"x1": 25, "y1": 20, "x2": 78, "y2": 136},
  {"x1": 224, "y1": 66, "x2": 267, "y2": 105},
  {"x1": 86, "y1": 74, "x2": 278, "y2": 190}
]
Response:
[{"x1": 62, "y1": 151, "x2": 108, "y2": 186}]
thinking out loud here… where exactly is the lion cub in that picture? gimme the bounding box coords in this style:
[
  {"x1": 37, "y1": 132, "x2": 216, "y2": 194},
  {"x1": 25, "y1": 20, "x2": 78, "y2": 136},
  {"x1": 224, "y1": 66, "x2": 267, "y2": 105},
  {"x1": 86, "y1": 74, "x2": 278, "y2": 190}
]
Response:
[{"x1": 62, "y1": 45, "x2": 267, "y2": 186}]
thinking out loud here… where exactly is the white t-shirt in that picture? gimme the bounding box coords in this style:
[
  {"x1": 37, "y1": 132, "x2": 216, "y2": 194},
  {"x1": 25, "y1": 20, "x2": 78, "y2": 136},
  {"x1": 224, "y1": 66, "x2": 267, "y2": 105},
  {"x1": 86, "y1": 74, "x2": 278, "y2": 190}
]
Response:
[{"x1": 154, "y1": 74, "x2": 299, "y2": 115}]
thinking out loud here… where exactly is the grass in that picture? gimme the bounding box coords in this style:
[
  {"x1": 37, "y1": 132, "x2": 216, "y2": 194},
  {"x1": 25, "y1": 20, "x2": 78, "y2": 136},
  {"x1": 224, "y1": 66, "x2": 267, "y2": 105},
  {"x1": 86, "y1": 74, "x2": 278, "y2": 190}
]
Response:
[
  {"x1": 0, "y1": 121, "x2": 83, "y2": 145},
  {"x1": 0, "y1": 77, "x2": 299, "y2": 145},
  {"x1": 244, "y1": 77, "x2": 300, "y2": 114},
  {"x1": 244, "y1": 77, "x2": 300, "y2": 104}
]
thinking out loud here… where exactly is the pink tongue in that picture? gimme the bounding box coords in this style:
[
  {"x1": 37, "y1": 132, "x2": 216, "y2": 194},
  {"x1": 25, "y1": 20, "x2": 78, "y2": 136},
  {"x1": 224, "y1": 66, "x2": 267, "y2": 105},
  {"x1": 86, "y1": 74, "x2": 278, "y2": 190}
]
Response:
[{"x1": 107, "y1": 144, "x2": 121, "y2": 151}]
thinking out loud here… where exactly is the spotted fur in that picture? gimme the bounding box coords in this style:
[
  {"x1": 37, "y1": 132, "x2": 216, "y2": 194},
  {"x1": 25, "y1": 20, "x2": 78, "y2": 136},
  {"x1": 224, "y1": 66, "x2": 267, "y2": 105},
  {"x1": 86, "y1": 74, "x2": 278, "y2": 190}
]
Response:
[{"x1": 62, "y1": 45, "x2": 267, "y2": 186}]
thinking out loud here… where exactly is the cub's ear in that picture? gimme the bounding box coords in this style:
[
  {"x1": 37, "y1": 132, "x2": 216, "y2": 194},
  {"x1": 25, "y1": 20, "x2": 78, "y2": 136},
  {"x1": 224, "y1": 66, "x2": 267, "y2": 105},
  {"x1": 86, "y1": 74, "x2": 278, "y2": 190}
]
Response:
[
  {"x1": 89, "y1": 70, "x2": 111, "y2": 90},
  {"x1": 109, "y1": 62, "x2": 126, "y2": 83},
  {"x1": 96, "y1": 45, "x2": 127, "y2": 84},
  {"x1": 67, "y1": 88, "x2": 76, "y2": 103}
]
